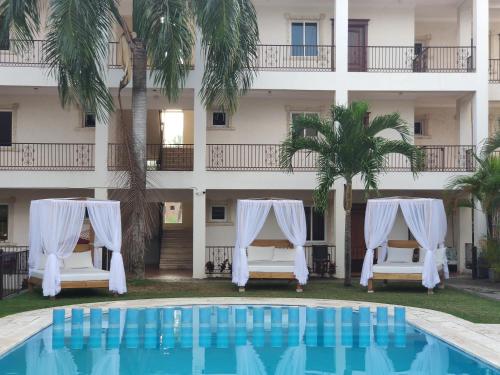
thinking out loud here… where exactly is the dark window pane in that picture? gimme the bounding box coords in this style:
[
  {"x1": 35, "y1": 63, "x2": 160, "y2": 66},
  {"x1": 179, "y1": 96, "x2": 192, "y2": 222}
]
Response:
[
  {"x1": 312, "y1": 208, "x2": 325, "y2": 241},
  {"x1": 291, "y1": 23, "x2": 304, "y2": 56},
  {"x1": 212, "y1": 112, "x2": 227, "y2": 126},
  {"x1": 211, "y1": 206, "x2": 226, "y2": 220},
  {"x1": 304, "y1": 206, "x2": 311, "y2": 241},
  {"x1": 84, "y1": 113, "x2": 96, "y2": 128},
  {"x1": 414, "y1": 43, "x2": 423, "y2": 55},
  {"x1": 0, "y1": 205, "x2": 7, "y2": 241},
  {"x1": 414, "y1": 122, "x2": 423, "y2": 135},
  {"x1": 0, "y1": 111, "x2": 12, "y2": 146}
]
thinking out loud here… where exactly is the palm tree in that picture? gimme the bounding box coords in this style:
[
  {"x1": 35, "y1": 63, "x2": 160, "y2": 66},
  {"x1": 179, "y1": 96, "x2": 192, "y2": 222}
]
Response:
[
  {"x1": 280, "y1": 101, "x2": 422, "y2": 286},
  {"x1": 1, "y1": 0, "x2": 259, "y2": 278},
  {"x1": 447, "y1": 131, "x2": 500, "y2": 238}
]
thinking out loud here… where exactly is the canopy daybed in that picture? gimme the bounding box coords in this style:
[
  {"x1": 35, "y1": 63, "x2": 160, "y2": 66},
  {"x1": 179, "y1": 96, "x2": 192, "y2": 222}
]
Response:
[
  {"x1": 28, "y1": 198, "x2": 127, "y2": 298},
  {"x1": 232, "y1": 199, "x2": 308, "y2": 292},
  {"x1": 360, "y1": 197, "x2": 449, "y2": 294}
]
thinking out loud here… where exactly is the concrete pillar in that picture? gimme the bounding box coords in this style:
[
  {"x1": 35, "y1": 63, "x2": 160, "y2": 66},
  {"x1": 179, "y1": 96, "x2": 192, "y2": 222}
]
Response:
[
  {"x1": 94, "y1": 188, "x2": 108, "y2": 200},
  {"x1": 192, "y1": 188, "x2": 206, "y2": 278},
  {"x1": 94, "y1": 117, "x2": 109, "y2": 192},
  {"x1": 193, "y1": 93, "x2": 207, "y2": 174},
  {"x1": 334, "y1": 185, "x2": 345, "y2": 279},
  {"x1": 335, "y1": 0, "x2": 348, "y2": 75}
]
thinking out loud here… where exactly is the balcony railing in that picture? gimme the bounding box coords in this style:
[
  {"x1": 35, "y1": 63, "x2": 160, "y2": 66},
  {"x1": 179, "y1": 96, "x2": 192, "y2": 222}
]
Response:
[
  {"x1": 0, "y1": 246, "x2": 29, "y2": 299},
  {"x1": 108, "y1": 143, "x2": 194, "y2": 171},
  {"x1": 255, "y1": 44, "x2": 335, "y2": 71},
  {"x1": 207, "y1": 144, "x2": 476, "y2": 172},
  {"x1": 0, "y1": 143, "x2": 94, "y2": 170},
  {"x1": 348, "y1": 46, "x2": 475, "y2": 72},
  {"x1": 205, "y1": 245, "x2": 335, "y2": 276},
  {"x1": 490, "y1": 59, "x2": 500, "y2": 82}
]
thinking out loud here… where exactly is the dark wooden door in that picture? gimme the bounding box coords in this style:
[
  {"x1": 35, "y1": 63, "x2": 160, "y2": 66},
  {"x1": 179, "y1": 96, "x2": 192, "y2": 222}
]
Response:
[
  {"x1": 351, "y1": 203, "x2": 367, "y2": 274},
  {"x1": 348, "y1": 20, "x2": 368, "y2": 72}
]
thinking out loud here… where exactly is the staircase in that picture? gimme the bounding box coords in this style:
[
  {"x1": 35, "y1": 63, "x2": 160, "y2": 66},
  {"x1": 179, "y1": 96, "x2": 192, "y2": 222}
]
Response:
[{"x1": 159, "y1": 229, "x2": 193, "y2": 271}]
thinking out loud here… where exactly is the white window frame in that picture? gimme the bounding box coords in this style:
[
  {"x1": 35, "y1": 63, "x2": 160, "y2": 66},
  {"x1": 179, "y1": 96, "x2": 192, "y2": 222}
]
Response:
[
  {"x1": 82, "y1": 111, "x2": 97, "y2": 128},
  {"x1": 290, "y1": 111, "x2": 321, "y2": 137},
  {"x1": 289, "y1": 21, "x2": 319, "y2": 57},
  {"x1": 304, "y1": 204, "x2": 326, "y2": 244},
  {"x1": 207, "y1": 109, "x2": 233, "y2": 130},
  {"x1": 414, "y1": 115, "x2": 429, "y2": 137},
  {"x1": 207, "y1": 200, "x2": 232, "y2": 225}
]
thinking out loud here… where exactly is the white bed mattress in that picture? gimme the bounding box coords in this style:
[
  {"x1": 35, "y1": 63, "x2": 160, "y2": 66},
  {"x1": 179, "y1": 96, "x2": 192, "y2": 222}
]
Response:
[
  {"x1": 248, "y1": 260, "x2": 295, "y2": 273},
  {"x1": 373, "y1": 262, "x2": 443, "y2": 274},
  {"x1": 31, "y1": 268, "x2": 110, "y2": 282}
]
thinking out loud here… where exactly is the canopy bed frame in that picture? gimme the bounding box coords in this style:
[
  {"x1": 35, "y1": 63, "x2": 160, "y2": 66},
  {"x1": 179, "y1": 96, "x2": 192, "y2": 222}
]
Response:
[
  {"x1": 27, "y1": 198, "x2": 127, "y2": 298},
  {"x1": 232, "y1": 199, "x2": 309, "y2": 292},
  {"x1": 360, "y1": 197, "x2": 449, "y2": 294}
]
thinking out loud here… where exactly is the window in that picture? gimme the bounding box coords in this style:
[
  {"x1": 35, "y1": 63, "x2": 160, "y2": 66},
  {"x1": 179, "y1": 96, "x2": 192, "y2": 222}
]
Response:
[
  {"x1": 164, "y1": 202, "x2": 183, "y2": 224},
  {"x1": 0, "y1": 17, "x2": 9, "y2": 51},
  {"x1": 304, "y1": 206, "x2": 325, "y2": 242},
  {"x1": 291, "y1": 22, "x2": 318, "y2": 56},
  {"x1": 0, "y1": 111, "x2": 12, "y2": 146},
  {"x1": 212, "y1": 112, "x2": 227, "y2": 127},
  {"x1": 83, "y1": 112, "x2": 96, "y2": 128},
  {"x1": 0, "y1": 205, "x2": 7, "y2": 241},
  {"x1": 291, "y1": 112, "x2": 319, "y2": 137},
  {"x1": 414, "y1": 42, "x2": 423, "y2": 55},
  {"x1": 414, "y1": 120, "x2": 427, "y2": 136},
  {"x1": 210, "y1": 206, "x2": 227, "y2": 222}
]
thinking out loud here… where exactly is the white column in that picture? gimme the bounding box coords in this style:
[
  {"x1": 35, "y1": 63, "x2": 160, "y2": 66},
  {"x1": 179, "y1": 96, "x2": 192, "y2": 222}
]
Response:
[
  {"x1": 335, "y1": 0, "x2": 348, "y2": 75},
  {"x1": 192, "y1": 188, "x2": 206, "y2": 278},
  {"x1": 94, "y1": 117, "x2": 109, "y2": 195},
  {"x1": 334, "y1": 185, "x2": 345, "y2": 279},
  {"x1": 94, "y1": 188, "x2": 108, "y2": 200},
  {"x1": 193, "y1": 92, "x2": 207, "y2": 174}
]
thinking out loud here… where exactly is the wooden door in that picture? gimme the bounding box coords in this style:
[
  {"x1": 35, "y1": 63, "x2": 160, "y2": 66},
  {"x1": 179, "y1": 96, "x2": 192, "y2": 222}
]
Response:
[
  {"x1": 350, "y1": 203, "x2": 367, "y2": 274},
  {"x1": 348, "y1": 20, "x2": 368, "y2": 72}
]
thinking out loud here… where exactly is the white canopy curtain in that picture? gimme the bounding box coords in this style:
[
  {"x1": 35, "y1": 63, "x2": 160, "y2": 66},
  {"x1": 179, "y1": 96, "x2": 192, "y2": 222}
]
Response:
[
  {"x1": 360, "y1": 198, "x2": 448, "y2": 289},
  {"x1": 360, "y1": 199, "x2": 400, "y2": 286},
  {"x1": 28, "y1": 198, "x2": 127, "y2": 297},
  {"x1": 232, "y1": 199, "x2": 308, "y2": 287}
]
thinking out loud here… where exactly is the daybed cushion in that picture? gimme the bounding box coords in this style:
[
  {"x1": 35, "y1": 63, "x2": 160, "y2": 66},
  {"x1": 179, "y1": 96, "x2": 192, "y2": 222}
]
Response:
[
  {"x1": 419, "y1": 247, "x2": 447, "y2": 266},
  {"x1": 386, "y1": 247, "x2": 414, "y2": 263},
  {"x1": 373, "y1": 262, "x2": 443, "y2": 274},
  {"x1": 248, "y1": 260, "x2": 295, "y2": 273},
  {"x1": 37, "y1": 254, "x2": 64, "y2": 270},
  {"x1": 64, "y1": 251, "x2": 93, "y2": 269},
  {"x1": 247, "y1": 246, "x2": 274, "y2": 262},
  {"x1": 272, "y1": 248, "x2": 295, "y2": 262},
  {"x1": 31, "y1": 268, "x2": 110, "y2": 282}
]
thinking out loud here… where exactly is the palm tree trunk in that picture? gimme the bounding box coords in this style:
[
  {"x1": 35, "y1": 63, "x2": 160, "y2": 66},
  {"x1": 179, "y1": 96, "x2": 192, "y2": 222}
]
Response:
[
  {"x1": 344, "y1": 180, "x2": 353, "y2": 286},
  {"x1": 128, "y1": 38, "x2": 147, "y2": 279}
]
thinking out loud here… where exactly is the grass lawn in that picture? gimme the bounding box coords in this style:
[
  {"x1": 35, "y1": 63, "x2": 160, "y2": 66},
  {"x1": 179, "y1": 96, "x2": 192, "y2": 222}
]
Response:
[{"x1": 1, "y1": 278, "x2": 500, "y2": 323}]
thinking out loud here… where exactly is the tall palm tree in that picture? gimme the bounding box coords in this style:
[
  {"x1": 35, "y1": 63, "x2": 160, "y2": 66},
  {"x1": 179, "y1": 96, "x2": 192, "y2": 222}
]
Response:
[
  {"x1": 447, "y1": 131, "x2": 500, "y2": 238},
  {"x1": 280, "y1": 101, "x2": 422, "y2": 286},
  {"x1": 1, "y1": 0, "x2": 259, "y2": 278}
]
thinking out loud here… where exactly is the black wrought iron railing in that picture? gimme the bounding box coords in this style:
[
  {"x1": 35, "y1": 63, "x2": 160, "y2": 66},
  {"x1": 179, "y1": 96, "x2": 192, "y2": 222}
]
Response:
[
  {"x1": 207, "y1": 144, "x2": 476, "y2": 172},
  {"x1": 489, "y1": 59, "x2": 500, "y2": 82},
  {"x1": 0, "y1": 143, "x2": 95, "y2": 170},
  {"x1": 0, "y1": 246, "x2": 29, "y2": 299},
  {"x1": 205, "y1": 245, "x2": 336, "y2": 277},
  {"x1": 108, "y1": 143, "x2": 194, "y2": 171},
  {"x1": 348, "y1": 46, "x2": 475, "y2": 72},
  {"x1": 255, "y1": 44, "x2": 335, "y2": 71}
]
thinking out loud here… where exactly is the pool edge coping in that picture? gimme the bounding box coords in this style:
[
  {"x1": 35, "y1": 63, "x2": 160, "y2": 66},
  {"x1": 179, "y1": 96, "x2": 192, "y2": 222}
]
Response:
[{"x1": 0, "y1": 297, "x2": 499, "y2": 369}]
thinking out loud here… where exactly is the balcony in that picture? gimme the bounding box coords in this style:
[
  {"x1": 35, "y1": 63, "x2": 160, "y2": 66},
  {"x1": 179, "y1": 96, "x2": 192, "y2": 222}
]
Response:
[
  {"x1": 348, "y1": 46, "x2": 475, "y2": 73},
  {"x1": 490, "y1": 59, "x2": 500, "y2": 83},
  {"x1": 206, "y1": 144, "x2": 476, "y2": 172},
  {"x1": 0, "y1": 143, "x2": 94, "y2": 171},
  {"x1": 255, "y1": 45, "x2": 335, "y2": 71},
  {"x1": 108, "y1": 144, "x2": 194, "y2": 171}
]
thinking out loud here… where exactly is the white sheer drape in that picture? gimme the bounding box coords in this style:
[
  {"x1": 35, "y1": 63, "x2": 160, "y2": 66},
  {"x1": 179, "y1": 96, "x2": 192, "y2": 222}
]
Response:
[
  {"x1": 273, "y1": 200, "x2": 308, "y2": 284},
  {"x1": 409, "y1": 336, "x2": 449, "y2": 375},
  {"x1": 400, "y1": 199, "x2": 446, "y2": 289},
  {"x1": 87, "y1": 201, "x2": 126, "y2": 294},
  {"x1": 236, "y1": 344, "x2": 267, "y2": 375},
  {"x1": 360, "y1": 200, "x2": 399, "y2": 286},
  {"x1": 232, "y1": 200, "x2": 273, "y2": 286},
  {"x1": 28, "y1": 199, "x2": 86, "y2": 297}
]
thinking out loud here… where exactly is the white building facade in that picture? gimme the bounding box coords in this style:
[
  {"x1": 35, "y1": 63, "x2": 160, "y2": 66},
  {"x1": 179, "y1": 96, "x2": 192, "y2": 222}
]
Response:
[{"x1": 0, "y1": 0, "x2": 496, "y2": 279}]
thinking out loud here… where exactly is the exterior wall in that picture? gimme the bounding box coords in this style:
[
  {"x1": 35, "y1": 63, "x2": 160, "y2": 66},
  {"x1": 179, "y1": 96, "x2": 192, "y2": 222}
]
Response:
[{"x1": 415, "y1": 106, "x2": 459, "y2": 145}]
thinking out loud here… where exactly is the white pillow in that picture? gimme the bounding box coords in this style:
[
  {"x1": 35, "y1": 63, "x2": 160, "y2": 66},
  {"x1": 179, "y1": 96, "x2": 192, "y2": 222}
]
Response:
[
  {"x1": 272, "y1": 248, "x2": 296, "y2": 262},
  {"x1": 37, "y1": 253, "x2": 64, "y2": 270},
  {"x1": 64, "y1": 251, "x2": 94, "y2": 269},
  {"x1": 419, "y1": 247, "x2": 446, "y2": 266},
  {"x1": 247, "y1": 246, "x2": 274, "y2": 262},
  {"x1": 386, "y1": 248, "x2": 414, "y2": 263}
]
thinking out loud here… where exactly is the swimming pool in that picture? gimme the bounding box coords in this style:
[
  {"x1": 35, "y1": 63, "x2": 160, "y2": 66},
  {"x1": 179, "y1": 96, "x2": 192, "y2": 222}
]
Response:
[{"x1": 0, "y1": 305, "x2": 498, "y2": 375}]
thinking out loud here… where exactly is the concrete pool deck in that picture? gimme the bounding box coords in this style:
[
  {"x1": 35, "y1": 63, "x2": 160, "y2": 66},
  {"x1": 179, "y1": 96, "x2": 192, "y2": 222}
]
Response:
[{"x1": 1, "y1": 297, "x2": 499, "y2": 369}]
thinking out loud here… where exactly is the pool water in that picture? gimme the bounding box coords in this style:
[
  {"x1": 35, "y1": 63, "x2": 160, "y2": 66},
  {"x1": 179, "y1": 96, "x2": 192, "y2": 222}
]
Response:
[{"x1": 0, "y1": 305, "x2": 498, "y2": 375}]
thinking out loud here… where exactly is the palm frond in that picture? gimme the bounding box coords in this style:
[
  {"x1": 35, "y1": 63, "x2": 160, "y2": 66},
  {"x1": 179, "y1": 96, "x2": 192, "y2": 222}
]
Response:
[
  {"x1": 135, "y1": 0, "x2": 194, "y2": 101},
  {"x1": 481, "y1": 131, "x2": 500, "y2": 158},
  {"x1": 45, "y1": 0, "x2": 116, "y2": 120},
  {"x1": 366, "y1": 112, "x2": 410, "y2": 142},
  {"x1": 279, "y1": 134, "x2": 329, "y2": 172},
  {"x1": 193, "y1": 0, "x2": 259, "y2": 113},
  {"x1": 0, "y1": 0, "x2": 40, "y2": 50},
  {"x1": 375, "y1": 139, "x2": 424, "y2": 174}
]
